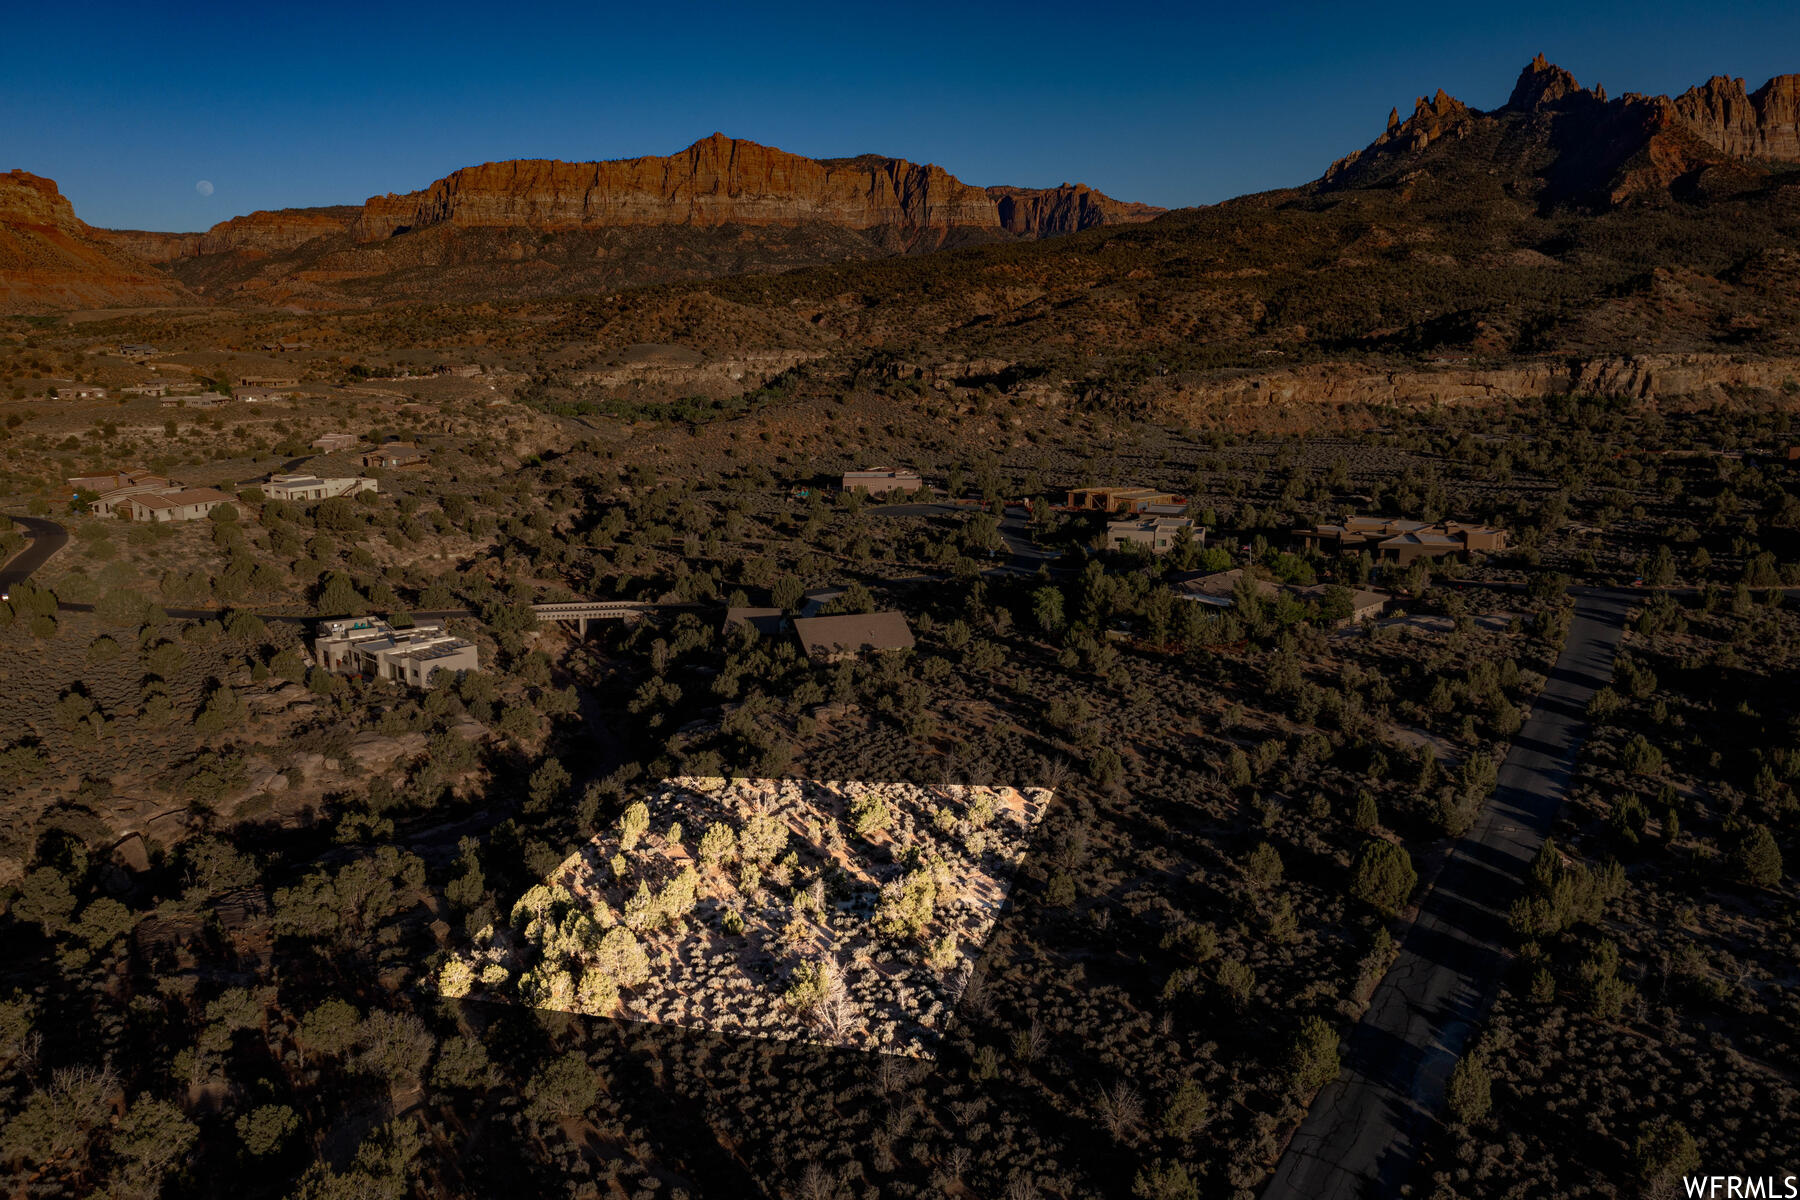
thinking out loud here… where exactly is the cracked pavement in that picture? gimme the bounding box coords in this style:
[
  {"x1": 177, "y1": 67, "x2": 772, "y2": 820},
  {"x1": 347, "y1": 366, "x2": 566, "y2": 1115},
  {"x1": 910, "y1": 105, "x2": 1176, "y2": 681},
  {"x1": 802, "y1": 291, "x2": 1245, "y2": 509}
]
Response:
[{"x1": 1261, "y1": 588, "x2": 1633, "y2": 1200}]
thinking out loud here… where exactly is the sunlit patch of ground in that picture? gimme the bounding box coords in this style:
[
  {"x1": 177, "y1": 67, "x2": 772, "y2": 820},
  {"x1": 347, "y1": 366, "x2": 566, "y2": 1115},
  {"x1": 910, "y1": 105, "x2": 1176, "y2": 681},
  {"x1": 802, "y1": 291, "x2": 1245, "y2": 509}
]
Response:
[{"x1": 439, "y1": 776, "x2": 1051, "y2": 1057}]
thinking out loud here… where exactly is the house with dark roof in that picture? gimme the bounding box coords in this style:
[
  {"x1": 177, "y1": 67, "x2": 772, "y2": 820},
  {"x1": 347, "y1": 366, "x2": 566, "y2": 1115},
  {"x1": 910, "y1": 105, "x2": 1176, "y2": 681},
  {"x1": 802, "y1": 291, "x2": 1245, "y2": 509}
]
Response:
[
  {"x1": 723, "y1": 607, "x2": 788, "y2": 638},
  {"x1": 792, "y1": 611, "x2": 915, "y2": 660},
  {"x1": 361, "y1": 442, "x2": 429, "y2": 470}
]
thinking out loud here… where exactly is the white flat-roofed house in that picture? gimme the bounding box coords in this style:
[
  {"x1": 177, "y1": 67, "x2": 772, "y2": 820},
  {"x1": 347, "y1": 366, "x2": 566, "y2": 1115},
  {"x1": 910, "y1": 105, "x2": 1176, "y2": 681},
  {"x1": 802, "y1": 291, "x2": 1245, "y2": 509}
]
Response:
[
  {"x1": 262, "y1": 473, "x2": 378, "y2": 502},
  {"x1": 314, "y1": 617, "x2": 480, "y2": 689}
]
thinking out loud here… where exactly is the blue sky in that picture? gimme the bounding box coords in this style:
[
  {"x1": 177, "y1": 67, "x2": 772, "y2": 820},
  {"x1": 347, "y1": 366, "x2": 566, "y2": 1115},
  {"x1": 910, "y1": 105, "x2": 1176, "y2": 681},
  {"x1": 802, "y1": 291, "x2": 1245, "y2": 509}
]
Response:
[{"x1": 7, "y1": 0, "x2": 1799, "y2": 231}]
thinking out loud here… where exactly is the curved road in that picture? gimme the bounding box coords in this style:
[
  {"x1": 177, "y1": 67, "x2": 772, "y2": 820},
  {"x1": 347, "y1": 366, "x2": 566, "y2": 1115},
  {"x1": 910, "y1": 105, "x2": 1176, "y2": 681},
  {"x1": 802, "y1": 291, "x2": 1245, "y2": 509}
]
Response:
[
  {"x1": 1262, "y1": 587, "x2": 1634, "y2": 1200},
  {"x1": 0, "y1": 514, "x2": 69, "y2": 598}
]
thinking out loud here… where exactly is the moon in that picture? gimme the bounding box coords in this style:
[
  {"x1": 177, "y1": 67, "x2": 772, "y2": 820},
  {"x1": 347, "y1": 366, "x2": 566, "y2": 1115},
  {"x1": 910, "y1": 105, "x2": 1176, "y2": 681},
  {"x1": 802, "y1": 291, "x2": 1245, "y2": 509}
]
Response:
[{"x1": 195, "y1": 180, "x2": 214, "y2": 197}]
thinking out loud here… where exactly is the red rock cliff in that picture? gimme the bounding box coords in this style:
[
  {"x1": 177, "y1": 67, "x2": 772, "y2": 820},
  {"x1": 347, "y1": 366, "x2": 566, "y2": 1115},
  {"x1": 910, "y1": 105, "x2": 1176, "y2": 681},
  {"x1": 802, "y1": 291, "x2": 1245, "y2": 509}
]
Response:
[
  {"x1": 350, "y1": 134, "x2": 1162, "y2": 241},
  {"x1": 102, "y1": 207, "x2": 360, "y2": 262},
  {"x1": 0, "y1": 170, "x2": 187, "y2": 312},
  {"x1": 1673, "y1": 74, "x2": 1800, "y2": 161}
]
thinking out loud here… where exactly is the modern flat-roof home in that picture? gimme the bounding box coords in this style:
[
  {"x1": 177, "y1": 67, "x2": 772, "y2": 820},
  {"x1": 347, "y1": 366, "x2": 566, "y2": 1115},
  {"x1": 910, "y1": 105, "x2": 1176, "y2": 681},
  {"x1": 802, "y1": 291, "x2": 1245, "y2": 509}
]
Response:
[
  {"x1": 261, "y1": 473, "x2": 378, "y2": 503},
  {"x1": 792, "y1": 611, "x2": 915, "y2": 660},
  {"x1": 361, "y1": 442, "x2": 429, "y2": 469},
  {"x1": 841, "y1": 468, "x2": 922, "y2": 496},
  {"x1": 1106, "y1": 516, "x2": 1202, "y2": 555},
  {"x1": 120, "y1": 382, "x2": 172, "y2": 397},
  {"x1": 54, "y1": 385, "x2": 108, "y2": 401},
  {"x1": 1173, "y1": 568, "x2": 1282, "y2": 608},
  {"x1": 117, "y1": 344, "x2": 158, "y2": 357},
  {"x1": 234, "y1": 387, "x2": 291, "y2": 404},
  {"x1": 312, "y1": 432, "x2": 361, "y2": 453},
  {"x1": 119, "y1": 487, "x2": 236, "y2": 523},
  {"x1": 1294, "y1": 516, "x2": 1509, "y2": 565},
  {"x1": 314, "y1": 617, "x2": 479, "y2": 689},
  {"x1": 1066, "y1": 486, "x2": 1184, "y2": 514},
  {"x1": 161, "y1": 394, "x2": 224, "y2": 409}
]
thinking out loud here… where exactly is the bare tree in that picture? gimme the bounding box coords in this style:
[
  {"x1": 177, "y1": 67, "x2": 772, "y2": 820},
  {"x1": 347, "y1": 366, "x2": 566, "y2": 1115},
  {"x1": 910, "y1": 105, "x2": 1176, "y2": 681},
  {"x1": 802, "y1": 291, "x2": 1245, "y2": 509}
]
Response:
[
  {"x1": 1095, "y1": 1079, "x2": 1144, "y2": 1142},
  {"x1": 794, "y1": 1161, "x2": 838, "y2": 1200}
]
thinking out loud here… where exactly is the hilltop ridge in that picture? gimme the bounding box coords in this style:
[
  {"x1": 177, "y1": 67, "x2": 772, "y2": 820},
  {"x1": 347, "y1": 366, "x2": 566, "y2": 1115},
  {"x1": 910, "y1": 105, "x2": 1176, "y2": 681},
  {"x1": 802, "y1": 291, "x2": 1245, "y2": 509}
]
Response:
[
  {"x1": 344, "y1": 133, "x2": 1162, "y2": 243},
  {"x1": 1323, "y1": 54, "x2": 1800, "y2": 207},
  {"x1": 6, "y1": 60, "x2": 1800, "y2": 313}
]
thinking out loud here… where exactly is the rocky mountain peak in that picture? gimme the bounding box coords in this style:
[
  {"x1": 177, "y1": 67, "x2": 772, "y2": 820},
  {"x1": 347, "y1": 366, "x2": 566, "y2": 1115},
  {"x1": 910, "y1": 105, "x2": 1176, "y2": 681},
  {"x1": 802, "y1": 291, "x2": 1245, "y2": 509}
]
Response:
[{"x1": 1507, "y1": 53, "x2": 1588, "y2": 111}]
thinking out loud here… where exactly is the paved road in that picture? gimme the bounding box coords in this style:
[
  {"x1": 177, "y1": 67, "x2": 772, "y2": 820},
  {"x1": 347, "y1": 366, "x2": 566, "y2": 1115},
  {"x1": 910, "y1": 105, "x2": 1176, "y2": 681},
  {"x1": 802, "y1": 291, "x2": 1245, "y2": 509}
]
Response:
[
  {"x1": 0, "y1": 514, "x2": 70, "y2": 598},
  {"x1": 1262, "y1": 587, "x2": 1634, "y2": 1200}
]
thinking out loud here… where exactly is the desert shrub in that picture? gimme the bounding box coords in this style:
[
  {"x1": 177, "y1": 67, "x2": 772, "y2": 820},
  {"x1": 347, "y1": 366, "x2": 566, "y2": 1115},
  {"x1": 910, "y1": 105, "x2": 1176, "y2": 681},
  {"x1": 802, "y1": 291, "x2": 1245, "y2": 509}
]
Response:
[
  {"x1": 1446, "y1": 1049, "x2": 1492, "y2": 1124},
  {"x1": 1633, "y1": 1117, "x2": 1701, "y2": 1194},
  {"x1": 1349, "y1": 840, "x2": 1417, "y2": 917},
  {"x1": 1728, "y1": 823, "x2": 1783, "y2": 888},
  {"x1": 1288, "y1": 1016, "x2": 1340, "y2": 1094}
]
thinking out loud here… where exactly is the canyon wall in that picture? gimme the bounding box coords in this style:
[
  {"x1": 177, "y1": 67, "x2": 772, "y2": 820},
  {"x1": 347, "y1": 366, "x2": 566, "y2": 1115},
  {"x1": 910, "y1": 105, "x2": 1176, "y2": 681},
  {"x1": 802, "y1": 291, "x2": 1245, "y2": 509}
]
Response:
[
  {"x1": 348, "y1": 134, "x2": 1163, "y2": 242},
  {"x1": 1673, "y1": 74, "x2": 1800, "y2": 161},
  {"x1": 0, "y1": 170, "x2": 188, "y2": 311}
]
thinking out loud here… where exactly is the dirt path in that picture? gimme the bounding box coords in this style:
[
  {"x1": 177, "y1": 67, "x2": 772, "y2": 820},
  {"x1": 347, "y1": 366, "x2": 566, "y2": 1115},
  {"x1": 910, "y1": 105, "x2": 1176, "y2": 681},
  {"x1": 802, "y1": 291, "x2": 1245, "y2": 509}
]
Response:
[{"x1": 1262, "y1": 588, "x2": 1634, "y2": 1200}]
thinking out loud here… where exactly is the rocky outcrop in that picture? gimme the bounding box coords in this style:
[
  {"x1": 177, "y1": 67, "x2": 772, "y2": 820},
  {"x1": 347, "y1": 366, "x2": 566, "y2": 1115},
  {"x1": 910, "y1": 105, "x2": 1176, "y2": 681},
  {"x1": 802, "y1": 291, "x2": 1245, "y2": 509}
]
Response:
[
  {"x1": 1506, "y1": 53, "x2": 1586, "y2": 111},
  {"x1": 1158, "y1": 353, "x2": 1800, "y2": 419},
  {"x1": 1323, "y1": 88, "x2": 1475, "y2": 183},
  {"x1": 0, "y1": 170, "x2": 188, "y2": 312},
  {"x1": 1674, "y1": 74, "x2": 1800, "y2": 161},
  {"x1": 193, "y1": 207, "x2": 358, "y2": 256},
  {"x1": 348, "y1": 134, "x2": 1162, "y2": 243},
  {"x1": 102, "y1": 207, "x2": 359, "y2": 264},
  {"x1": 96, "y1": 228, "x2": 201, "y2": 263},
  {"x1": 986, "y1": 183, "x2": 1164, "y2": 235}
]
